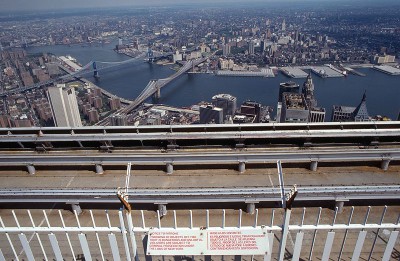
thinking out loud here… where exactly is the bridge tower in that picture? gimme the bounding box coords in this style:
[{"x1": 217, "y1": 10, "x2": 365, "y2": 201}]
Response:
[
  {"x1": 93, "y1": 61, "x2": 100, "y2": 79},
  {"x1": 153, "y1": 82, "x2": 161, "y2": 100},
  {"x1": 147, "y1": 48, "x2": 154, "y2": 63}
]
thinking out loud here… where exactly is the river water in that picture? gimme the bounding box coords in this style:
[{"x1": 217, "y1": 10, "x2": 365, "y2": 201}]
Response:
[{"x1": 27, "y1": 41, "x2": 400, "y2": 120}]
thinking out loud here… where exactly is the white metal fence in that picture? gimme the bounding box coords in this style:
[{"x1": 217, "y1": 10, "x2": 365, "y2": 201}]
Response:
[{"x1": 0, "y1": 206, "x2": 399, "y2": 260}]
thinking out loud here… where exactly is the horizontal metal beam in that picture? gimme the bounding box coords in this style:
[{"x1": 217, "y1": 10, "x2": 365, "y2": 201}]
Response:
[
  {"x1": 0, "y1": 186, "x2": 398, "y2": 204},
  {"x1": 0, "y1": 149, "x2": 398, "y2": 166}
]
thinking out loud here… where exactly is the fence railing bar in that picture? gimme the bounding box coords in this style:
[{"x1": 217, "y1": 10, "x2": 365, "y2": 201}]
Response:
[
  {"x1": 253, "y1": 209, "x2": 258, "y2": 228},
  {"x1": 238, "y1": 209, "x2": 242, "y2": 229},
  {"x1": 206, "y1": 210, "x2": 210, "y2": 229},
  {"x1": 367, "y1": 205, "x2": 387, "y2": 261},
  {"x1": 308, "y1": 207, "x2": 322, "y2": 261},
  {"x1": 90, "y1": 210, "x2": 105, "y2": 261},
  {"x1": 42, "y1": 210, "x2": 51, "y2": 228},
  {"x1": 27, "y1": 210, "x2": 48, "y2": 261},
  {"x1": 337, "y1": 206, "x2": 354, "y2": 261},
  {"x1": 173, "y1": 210, "x2": 177, "y2": 229},
  {"x1": 222, "y1": 209, "x2": 226, "y2": 229},
  {"x1": 141, "y1": 210, "x2": 146, "y2": 229},
  {"x1": 0, "y1": 216, "x2": 19, "y2": 261},
  {"x1": 118, "y1": 210, "x2": 132, "y2": 261},
  {"x1": 11, "y1": 211, "x2": 20, "y2": 228},
  {"x1": 58, "y1": 210, "x2": 76, "y2": 261},
  {"x1": 189, "y1": 210, "x2": 193, "y2": 229},
  {"x1": 106, "y1": 210, "x2": 112, "y2": 229},
  {"x1": 157, "y1": 210, "x2": 161, "y2": 229}
]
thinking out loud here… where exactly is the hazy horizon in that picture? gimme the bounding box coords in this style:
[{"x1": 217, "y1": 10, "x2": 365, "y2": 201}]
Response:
[{"x1": 2, "y1": 0, "x2": 400, "y2": 13}]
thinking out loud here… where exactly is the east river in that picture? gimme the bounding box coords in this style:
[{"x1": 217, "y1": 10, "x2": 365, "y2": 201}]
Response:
[{"x1": 27, "y1": 41, "x2": 400, "y2": 120}]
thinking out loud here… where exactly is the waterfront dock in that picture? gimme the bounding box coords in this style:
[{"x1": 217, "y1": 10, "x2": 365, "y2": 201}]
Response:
[
  {"x1": 215, "y1": 68, "x2": 275, "y2": 77},
  {"x1": 373, "y1": 65, "x2": 400, "y2": 75},
  {"x1": 311, "y1": 66, "x2": 345, "y2": 78},
  {"x1": 344, "y1": 67, "x2": 366, "y2": 77},
  {"x1": 280, "y1": 67, "x2": 309, "y2": 78}
]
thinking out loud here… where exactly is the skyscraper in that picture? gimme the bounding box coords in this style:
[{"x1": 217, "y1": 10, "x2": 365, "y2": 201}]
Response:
[
  {"x1": 331, "y1": 92, "x2": 370, "y2": 122},
  {"x1": 282, "y1": 19, "x2": 286, "y2": 31},
  {"x1": 248, "y1": 42, "x2": 255, "y2": 55},
  {"x1": 280, "y1": 93, "x2": 309, "y2": 123},
  {"x1": 302, "y1": 73, "x2": 316, "y2": 108},
  {"x1": 278, "y1": 82, "x2": 300, "y2": 102},
  {"x1": 47, "y1": 84, "x2": 82, "y2": 127},
  {"x1": 200, "y1": 105, "x2": 223, "y2": 124},
  {"x1": 212, "y1": 94, "x2": 237, "y2": 119},
  {"x1": 222, "y1": 44, "x2": 231, "y2": 56}
]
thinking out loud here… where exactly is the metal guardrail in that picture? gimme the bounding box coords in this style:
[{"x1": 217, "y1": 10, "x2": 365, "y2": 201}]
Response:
[
  {"x1": 0, "y1": 150, "x2": 398, "y2": 173},
  {"x1": 0, "y1": 186, "x2": 398, "y2": 204}
]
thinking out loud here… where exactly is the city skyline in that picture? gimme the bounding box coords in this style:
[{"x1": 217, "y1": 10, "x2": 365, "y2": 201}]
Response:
[{"x1": 2, "y1": 0, "x2": 400, "y2": 12}]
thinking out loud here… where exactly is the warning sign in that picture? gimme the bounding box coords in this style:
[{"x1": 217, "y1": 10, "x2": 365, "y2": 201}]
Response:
[{"x1": 147, "y1": 228, "x2": 269, "y2": 256}]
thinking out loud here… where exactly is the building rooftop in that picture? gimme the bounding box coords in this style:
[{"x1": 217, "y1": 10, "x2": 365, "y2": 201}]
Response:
[
  {"x1": 212, "y1": 93, "x2": 237, "y2": 101},
  {"x1": 283, "y1": 93, "x2": 307, "y2": 110}
]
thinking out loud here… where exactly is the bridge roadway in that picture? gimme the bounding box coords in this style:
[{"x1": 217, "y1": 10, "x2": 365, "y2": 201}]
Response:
[
  {"x1": 0, "y1": 186, "x2": 399, "y2": 205},
  {"x1": 0, "y1": 53, "x2": 147, "y2": 97},
  {"x1": 95, "y1": 57, "x2": 208, "y2": 125}
]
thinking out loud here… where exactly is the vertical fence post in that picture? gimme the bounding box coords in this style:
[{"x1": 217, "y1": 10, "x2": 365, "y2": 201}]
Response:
[
  {"x1": 367, "y1": 206, "x2": 387, "y2": 261},
  {"x1": 338, "y1": 206, "x2": 354, "y2": 261},
  {"x1": 308, "y1": 207, "x2": 322, "y2": 261},
  {"x1": 119, "y1": 210, "x2": 132, "y2": 261}
]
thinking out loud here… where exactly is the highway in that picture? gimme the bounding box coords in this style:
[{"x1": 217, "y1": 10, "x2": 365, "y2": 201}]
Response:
[{"x1": 0, "y1": 186, "x2": 399, "y2": 204}]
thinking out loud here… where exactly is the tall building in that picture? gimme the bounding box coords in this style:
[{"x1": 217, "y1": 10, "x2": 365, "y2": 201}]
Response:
[
  {"x1": 212, "y1": 94, "x2": 237, "y2": 119},
  {"x1": 222, "y1": 44, "x2": 231, "y2": 56},
  {"x1": 352, "y1": 92, "x2": 370, "y2": 121},
  {"x1": 331, "y1": 105, "x2": 355, "y2": 122},
  {"x1": 47, "y1": 84, "x2": 82, "y2": 127},
  {"x1": 248, "y1": 42, "x2": 255, "y2": 55},
  {"x1": 302, "y1": 74, "x2": 326, "y2": 122},
  {"x1": 278, "y1": 82, "x2": 300, "y2": 102},
  {"x1": 280, "y1": 93, "x2": 309, "y2": 123},
  {"x1": 309, "y1": 108, "x2": 326, "y2": 122},
  {"x1": 240, "y1": 101, "x2": 262, "y2": 123},
  {"x1": 331, "y1": 92, "x2": 370, "y2": 122},
  {"x1": 88, "y1": 108, "x2": 99, "y2": 124},
  {"x1": 282, "y1": 19, "x2": 286, "y2": 31},
  {"x1": 302, "y1": 74, "x2": 316, "y2": 108},
  {"x1": 109, "y1": 97, "x2": 121, "y2": 111},
  {"x1": 199, "y1": 105, "x2": 223, "y2": 124},
  {"x1": 109, "y1": 114, "x2": 128, "y2": 126}
]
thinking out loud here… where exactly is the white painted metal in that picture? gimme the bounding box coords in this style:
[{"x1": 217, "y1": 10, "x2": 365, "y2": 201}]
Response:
[
  {"x1": 59, "y1": 210, "x2": 76, "y2": 261},
  {"x1": 292, "y1": 232, "x2": 304, "y2": 261},
  {"x1": 0, "y1": 207, "x2": 399, "y2": 260},
  {"x1": 89, "y1": 210, "x2": 105, "y2": 261},
  {"x1": 352, "y1": 231, "x2": 367, "y2": 261},
  {"x1": 0, "y1": 249, "x2": 5, "y2": 261},
  {"x1": 321, "y1": 232, "x2": 335, "y2": 261},
  {"x1": 108, "y1": 233, "x2": 121, "y2": 261},
  {"x1": 118, "y1": 211, "x2": 132, "y2": 261},
  {"x1": 278, "y1": 209, "x2": 291, "y2": 261},
  {"x1": 78, "y1": 233, "x2": 93, "y2": 261},
  {"x1": 18, "y1": 233, "x2": 35, "y2": 261},
  {"x1": 382, "y1": 231, "x2": 399, "y2": 261},
  {"x1": 27, "y1": 210, "x2": 48, "y2": 261},
  {"x1": 264, "y1": 233, "x2": 275, "y2": 261},
  {"x1": 48, "y1": 234, "x2": 63, "y2": 261}
]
